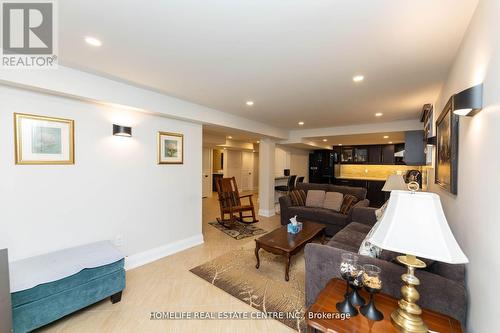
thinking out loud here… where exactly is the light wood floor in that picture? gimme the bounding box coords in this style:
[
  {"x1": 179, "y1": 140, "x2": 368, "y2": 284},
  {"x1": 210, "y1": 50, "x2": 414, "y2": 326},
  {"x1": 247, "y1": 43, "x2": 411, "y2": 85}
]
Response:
[{"x1": 39, "y1": 193, "x2": 295, "y2": 333}]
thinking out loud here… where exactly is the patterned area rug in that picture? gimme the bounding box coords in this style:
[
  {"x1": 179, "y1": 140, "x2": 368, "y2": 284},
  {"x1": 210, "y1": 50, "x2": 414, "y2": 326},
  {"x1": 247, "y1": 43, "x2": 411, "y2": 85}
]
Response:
[
  {"x1": 190, "y1": 243, "x2": 308, "y2": 332},
  {"x1": 208, "y1": 221, "x2": 267, "y2": 240}
]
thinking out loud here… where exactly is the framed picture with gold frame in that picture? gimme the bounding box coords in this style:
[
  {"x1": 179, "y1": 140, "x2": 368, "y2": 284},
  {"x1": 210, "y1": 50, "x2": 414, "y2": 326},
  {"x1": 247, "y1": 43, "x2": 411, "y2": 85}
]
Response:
[
  {"x1": 157, "y1": 131, "x2": 184, "y2": 164},
  {"x1": 14, "y1": 113, "x2": 75, "y2": 165}
]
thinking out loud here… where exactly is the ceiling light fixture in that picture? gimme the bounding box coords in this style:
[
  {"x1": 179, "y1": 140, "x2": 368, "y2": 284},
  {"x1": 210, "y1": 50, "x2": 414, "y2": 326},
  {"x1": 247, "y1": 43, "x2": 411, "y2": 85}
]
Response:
[
  {"x1": 298, "y1": 121, "x2": 304, "y2": 126},
  {"x1": 246, "y1": 101, "x2": 254, "y2": 106},
  {"x1": 85, "y1": 36, "x2": 102, "y2": 47},
  {"x1": 383, "y1": 136, "x2": 389, "y2": 139},
  {"x1": 353, "y1": 75, "x2": 364, "y2": 83},
  {"x1": 339, "y1": 144, "x2": 343, "y2": 146},
  {"x1": 375, "y1": 113, "x2": 383, "y2": 117},
  {"x1": 256, "y1": 140, "x2": 260, "y2": 144},
  {"x1": 227, "y1": 136, "x2": 232, "y2": 139},
  {"x1": 322, "y1": 139, "x2": 328, "y2": 142},
  {"x1": 388, "y1": 141, "x2": 393, "y2": 144}
]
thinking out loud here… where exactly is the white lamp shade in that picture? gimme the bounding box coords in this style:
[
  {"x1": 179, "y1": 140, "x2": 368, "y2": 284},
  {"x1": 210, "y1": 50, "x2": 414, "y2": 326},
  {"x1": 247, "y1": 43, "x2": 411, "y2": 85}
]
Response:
[
  {"x1": 382, "y1": 174, "x2": 407, "y2": 192},
  {"x1": 368, "y1": 190, "x2": 468, "y2": 264}
]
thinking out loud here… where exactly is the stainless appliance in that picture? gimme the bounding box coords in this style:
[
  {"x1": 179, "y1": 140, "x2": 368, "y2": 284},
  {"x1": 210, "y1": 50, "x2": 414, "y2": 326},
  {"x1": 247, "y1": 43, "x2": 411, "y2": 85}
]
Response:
[{"x1": 0, "y1": 249, "x2": 12, "y2": 333}]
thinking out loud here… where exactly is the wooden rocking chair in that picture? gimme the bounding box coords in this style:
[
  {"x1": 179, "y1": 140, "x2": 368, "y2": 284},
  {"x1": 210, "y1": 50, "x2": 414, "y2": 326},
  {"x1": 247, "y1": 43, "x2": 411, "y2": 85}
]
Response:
[{"x1": 215, "y1": 177, "x2": 259, "y2": 227}]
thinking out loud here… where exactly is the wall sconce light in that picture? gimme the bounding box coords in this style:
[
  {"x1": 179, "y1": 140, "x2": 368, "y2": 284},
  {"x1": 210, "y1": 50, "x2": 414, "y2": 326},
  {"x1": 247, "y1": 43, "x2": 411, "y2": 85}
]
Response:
[
  {"x1": 113, "y1": 124, "x2": 132, "y2": 137},
  {"x1": 452, "y1": 84, "x2": 483, "y2": 117}
]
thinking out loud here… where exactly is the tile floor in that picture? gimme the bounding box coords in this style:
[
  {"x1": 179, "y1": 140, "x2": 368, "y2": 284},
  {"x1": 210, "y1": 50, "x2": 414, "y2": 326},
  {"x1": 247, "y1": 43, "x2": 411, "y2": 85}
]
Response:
[{"x1": 39, "y1": 193, "x2": 295, "y2": 333}]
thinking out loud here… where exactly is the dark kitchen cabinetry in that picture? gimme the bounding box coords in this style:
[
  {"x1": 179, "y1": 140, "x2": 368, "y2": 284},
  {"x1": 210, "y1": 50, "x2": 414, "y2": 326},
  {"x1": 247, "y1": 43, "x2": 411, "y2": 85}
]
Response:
[
  {"x1": 381, "y1": 145, "x2": 395, "y2": 164},
  {"x1": 340, "y1": 144, "x2": 397, "y2": 165},
  {"x1": 334, "y1": 178, "x2": 386, "y2": 208},
  {"x1": 368, "y1": 145, "x2": 382, "y2": 163}
]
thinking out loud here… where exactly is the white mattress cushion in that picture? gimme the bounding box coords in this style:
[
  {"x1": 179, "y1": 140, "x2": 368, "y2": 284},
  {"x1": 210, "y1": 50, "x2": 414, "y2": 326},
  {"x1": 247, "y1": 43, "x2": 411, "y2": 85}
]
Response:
[{"x1": 9, "y1": 241, "x2": 124, "y2": 293}]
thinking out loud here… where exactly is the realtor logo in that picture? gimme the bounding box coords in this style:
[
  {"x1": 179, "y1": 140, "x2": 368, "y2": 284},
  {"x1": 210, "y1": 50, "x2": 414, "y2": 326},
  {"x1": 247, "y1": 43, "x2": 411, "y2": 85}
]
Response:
[{"x1": 1, "y1": 0, "x2": 57, "y2": 68}]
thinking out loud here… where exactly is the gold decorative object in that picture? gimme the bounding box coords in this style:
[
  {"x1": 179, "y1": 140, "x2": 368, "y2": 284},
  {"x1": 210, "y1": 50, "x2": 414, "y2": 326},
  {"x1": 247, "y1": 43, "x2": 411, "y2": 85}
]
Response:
[{"x1": 391, "y1": 255, "x2": 428, "y2": 333}]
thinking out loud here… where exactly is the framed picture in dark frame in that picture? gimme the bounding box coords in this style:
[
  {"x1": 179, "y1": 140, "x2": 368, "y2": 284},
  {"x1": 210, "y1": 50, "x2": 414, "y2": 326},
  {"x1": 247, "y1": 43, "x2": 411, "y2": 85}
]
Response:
[{"x1": 435, "y1": 98, "x2": 459, "y2": 194}]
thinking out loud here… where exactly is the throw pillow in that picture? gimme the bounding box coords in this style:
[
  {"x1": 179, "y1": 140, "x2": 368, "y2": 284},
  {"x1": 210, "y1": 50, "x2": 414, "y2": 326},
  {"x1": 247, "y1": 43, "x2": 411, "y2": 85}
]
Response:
[
  {"x1": 323, "y1": 192, "x2": 344, "y2": 211},
  {"x1": 339, "y1": 194, "x2": 358, "y2": 215},
  {"x1": 305, "y1": 190, "x2": 326, "y2": 208},
  {"x1": 358, "y1": 221, "x2": 382, "y2": 258},
  {"x1": 289, "y1": 189, "x2": 306, "y2": 206}
]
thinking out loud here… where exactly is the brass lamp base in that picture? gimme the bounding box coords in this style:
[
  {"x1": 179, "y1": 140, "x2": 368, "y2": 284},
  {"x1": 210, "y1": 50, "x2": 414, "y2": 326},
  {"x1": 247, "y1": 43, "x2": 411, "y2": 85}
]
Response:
[{"x1": 391, "y1": 255, "x2": 429, "y2": 333}]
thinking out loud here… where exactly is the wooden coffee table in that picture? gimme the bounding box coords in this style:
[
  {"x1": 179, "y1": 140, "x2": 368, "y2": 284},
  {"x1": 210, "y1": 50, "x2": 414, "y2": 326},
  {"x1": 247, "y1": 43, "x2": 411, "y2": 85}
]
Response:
[
  {"x1": 305, "y1": 278, "x2": 463, "y2": 333},
  {"x1": 254, "y1": 221, "x2": 326, "y2": 281}
]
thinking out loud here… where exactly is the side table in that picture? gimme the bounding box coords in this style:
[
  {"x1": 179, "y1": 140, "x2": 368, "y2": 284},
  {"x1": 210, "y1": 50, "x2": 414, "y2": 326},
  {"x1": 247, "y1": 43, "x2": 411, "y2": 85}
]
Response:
[{"x1": 305, "y1": 278, "x2": 463, "y2": 333}]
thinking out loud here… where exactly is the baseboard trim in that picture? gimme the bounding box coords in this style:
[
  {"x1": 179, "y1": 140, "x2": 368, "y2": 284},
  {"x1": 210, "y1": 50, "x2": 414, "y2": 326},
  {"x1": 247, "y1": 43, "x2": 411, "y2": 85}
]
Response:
[
  {"x1": 258, "y1": 208, "x2": 275, "y2": 217},
  {"x1": 125, "y1": 234, "x2": 204, "y2": 270}
]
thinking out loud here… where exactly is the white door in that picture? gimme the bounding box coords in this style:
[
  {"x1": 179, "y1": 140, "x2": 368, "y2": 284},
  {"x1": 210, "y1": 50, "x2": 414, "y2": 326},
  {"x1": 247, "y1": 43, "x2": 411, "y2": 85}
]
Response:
[
  {"x1": 202, "y1": 147, "x2": 212, "y2": 198},
  {"x1": 241, "y1": 151, "x2": 254, "y2": 191}
]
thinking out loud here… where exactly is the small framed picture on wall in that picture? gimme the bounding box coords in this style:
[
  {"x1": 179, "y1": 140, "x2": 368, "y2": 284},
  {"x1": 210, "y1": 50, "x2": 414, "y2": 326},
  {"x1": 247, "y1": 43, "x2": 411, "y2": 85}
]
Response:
[
  {"x1": 14, "y1": 113, "x2": 75, "y2": 165},
  {"x1": 157, "y1": 131, "x2": 184, "y2": 164}
]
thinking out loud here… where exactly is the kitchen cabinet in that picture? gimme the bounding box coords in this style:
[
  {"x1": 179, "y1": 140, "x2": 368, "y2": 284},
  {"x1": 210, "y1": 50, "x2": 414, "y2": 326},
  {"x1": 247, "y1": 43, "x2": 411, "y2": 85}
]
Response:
[
  {"x1": 368, "y1": 146, "x2": 382, "y2": 163},
  {"x1": 334, "y1": 178, "x2": 386, "y2": 208},
  {"x1": 353, "y1": 147, "x2": 368, "y2": 163},
  {"x1": 341, "y1": 144, "x2": 396, "y2": 165},
  {"x1": 381, "y1": 145, "x2": 395, "y2": 164}
]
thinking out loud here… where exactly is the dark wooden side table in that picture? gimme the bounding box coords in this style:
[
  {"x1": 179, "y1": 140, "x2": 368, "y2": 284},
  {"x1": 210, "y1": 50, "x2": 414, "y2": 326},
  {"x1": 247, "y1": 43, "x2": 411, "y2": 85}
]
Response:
[{"x1": 305, "y1": 278, "x2": 463, "y2": 333}]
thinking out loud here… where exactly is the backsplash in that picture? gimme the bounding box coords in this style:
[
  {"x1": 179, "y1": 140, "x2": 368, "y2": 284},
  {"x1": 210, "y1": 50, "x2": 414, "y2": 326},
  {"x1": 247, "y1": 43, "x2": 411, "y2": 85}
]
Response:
[{"x1": 340, "y1": 164, "x2": 424, "y2": 180}]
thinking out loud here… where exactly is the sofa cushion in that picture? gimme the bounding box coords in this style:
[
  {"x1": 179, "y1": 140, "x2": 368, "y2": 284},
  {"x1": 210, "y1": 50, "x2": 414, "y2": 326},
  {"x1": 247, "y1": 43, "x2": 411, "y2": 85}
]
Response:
[
  {"x1": 289, "y1": 189, "x2": 306, "y2": 206},
  {"x1": 288, "y1": 206, "x2": 349, "y2": 226},
  {"x1": 328, "y1": 222, "x2": 372, "y2": 250},
  {"x1": 322, "y1": 192, "x2": 343, "y2": 211},
  {"x1": 306, "y1": 190, "x2": 326, "y2": 208},
  {"x1": 339, "y1": 194, "x2": 358, "y2": 215}
]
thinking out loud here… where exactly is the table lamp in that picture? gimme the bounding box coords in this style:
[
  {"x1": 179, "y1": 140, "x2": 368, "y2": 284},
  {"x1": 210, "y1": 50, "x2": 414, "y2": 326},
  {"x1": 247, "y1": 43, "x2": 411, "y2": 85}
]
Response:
[
  {"x1": 368, "y1": 189, "x2": 468, "y2": 333},
  {"x1": 381, "y1": 174, "x2": 407, "y2": 200}
]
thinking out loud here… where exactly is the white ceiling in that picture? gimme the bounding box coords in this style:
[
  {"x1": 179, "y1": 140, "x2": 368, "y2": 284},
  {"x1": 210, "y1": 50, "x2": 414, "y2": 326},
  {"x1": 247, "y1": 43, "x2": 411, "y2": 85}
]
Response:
[{"x1": 59, "y1": 0, "x2": 477, "y2": 129}]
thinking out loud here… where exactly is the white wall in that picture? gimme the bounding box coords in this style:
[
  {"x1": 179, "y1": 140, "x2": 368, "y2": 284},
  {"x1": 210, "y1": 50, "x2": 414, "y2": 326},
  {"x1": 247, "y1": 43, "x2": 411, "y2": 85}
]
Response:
[
  {"x1": 0, "y1": 86, "x2": 203, "y2": 266},
  {"x1": 429, "y1": 1, "x2": 500, "y2": 331},
  {"x1": 275, "y1": 146, "x2": 310, "y2": 182}
]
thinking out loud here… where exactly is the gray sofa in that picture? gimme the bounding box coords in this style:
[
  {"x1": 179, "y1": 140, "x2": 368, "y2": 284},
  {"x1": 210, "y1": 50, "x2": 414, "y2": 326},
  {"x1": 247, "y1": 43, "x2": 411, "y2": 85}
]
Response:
[
  {"x1": 304, "y1": 206, "x2": 467, "y2": 324},
  {"x1": 279, "y1": 182, "x2": 369, "y2": 236}
]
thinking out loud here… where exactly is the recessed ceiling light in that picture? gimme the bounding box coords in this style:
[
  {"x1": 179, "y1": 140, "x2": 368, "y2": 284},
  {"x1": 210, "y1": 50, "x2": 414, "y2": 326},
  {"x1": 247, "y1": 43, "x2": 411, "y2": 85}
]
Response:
[
  {"x1": 375, "y1": 113, "x2": 383, "y2": 117},
  {"x1": 227, "y1": 136, "x2": 233, "y2": 139},
  {"x1": 322, "y1": 139, "x2": 328, "y2": 142},
  {"x1": 256, "y1": 140, "x2": 260, "y2": 144},
  {"x1": 383, "y1": 135, "x2": 389, "y2": 139},
  {"x1": 339, "y1": 144, "x2": 343, "y2": 146},
  {"x1": 246, "y1": 101, "x2": 254, "y2": 106},
  {"x1": 298, "y1": 121, "x2": 304, "y2": 126},
  {"x1": 85, "y1": 36, "x2": 102, "y2": 47},
  {"x1": 353, "y1": 75, "x2": 364, "y2": 83},
  {"x1": 388, "y1": 141, "x2": 393, "y2": 144}
]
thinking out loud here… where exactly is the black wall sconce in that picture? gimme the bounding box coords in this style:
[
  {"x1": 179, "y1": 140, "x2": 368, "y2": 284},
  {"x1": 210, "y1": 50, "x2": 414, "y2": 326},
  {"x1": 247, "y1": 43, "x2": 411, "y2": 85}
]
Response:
[
  {"x1": 113, "y1": 124, "x2": 132, "y2": 137},
  {"x1": 452, "y1": 83, "x2": 483, "y2": 117}
]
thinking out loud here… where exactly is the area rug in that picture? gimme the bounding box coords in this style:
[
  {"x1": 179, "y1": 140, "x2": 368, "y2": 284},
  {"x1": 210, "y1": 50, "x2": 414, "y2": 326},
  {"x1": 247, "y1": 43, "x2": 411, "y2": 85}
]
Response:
[
  {"x1": 190, "y1": 243, "x2": 308, "y2": 332},
  {"x1": 208, "y1": 221, "x2": 267, "y2": 240}
]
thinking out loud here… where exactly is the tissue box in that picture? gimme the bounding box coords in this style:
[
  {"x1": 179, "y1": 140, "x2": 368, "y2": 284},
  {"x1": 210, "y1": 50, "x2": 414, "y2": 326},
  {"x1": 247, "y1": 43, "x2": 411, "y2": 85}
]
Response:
[{"x1": 287, "y1": 222, "x2": 303, "y2": 234}]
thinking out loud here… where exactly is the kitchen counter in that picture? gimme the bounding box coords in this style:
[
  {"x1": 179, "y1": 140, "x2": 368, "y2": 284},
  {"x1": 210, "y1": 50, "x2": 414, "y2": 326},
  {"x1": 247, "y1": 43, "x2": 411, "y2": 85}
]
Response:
[{"x1": 336, "y1": 176, "x2": 386, "y2": 181}]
